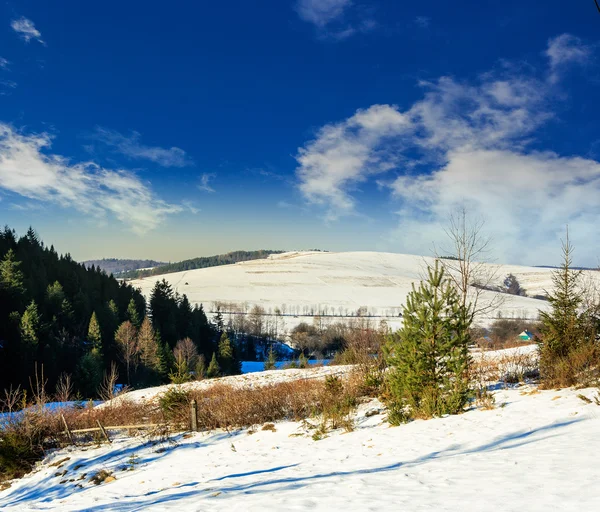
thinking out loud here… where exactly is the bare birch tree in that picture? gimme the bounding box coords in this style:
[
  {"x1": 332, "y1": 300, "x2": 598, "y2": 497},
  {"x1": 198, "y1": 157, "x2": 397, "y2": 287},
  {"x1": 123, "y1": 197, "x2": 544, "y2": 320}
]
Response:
[
  {"x1": 436, "y1": 206, "x2": 504, "y2": 320},
  {"x1": 115, "y1": 320, "x2": 138, "y2": 385}
]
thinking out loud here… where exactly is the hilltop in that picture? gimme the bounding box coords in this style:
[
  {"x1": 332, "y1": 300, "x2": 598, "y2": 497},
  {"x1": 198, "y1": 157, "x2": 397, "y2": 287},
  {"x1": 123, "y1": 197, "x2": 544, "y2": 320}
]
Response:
[{"x1": 129, "y1": 251, "x2": 600, "y2": 332}]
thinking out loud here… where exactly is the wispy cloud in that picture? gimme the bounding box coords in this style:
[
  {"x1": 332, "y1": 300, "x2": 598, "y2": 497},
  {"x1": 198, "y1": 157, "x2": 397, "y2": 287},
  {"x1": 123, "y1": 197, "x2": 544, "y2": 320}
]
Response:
[
  {"x1": 11, "y1": 17, "x2": 45, "y2": 45},
  {"x1": 546, "y1": 34, "x2": 592, "y2": 82},
  {"x1": 197, "y1": 173, "x2": 216, "y2": 193},
  {"x1": 0, "y1": 124, "x2": 182, "y2": 234},
  {"x1": 295, "y1": 0, "x2": 375, "y2": 40},
  {"x1": 414, "y1": 16, "x2": 431, "y2": 29},
  {"x1": 91, "y1": 127, "x2": 193, "y2": 167},
  {"x1": 182, "y1": 200, "x2": 201, "y2": 214},
  {"x1": 0, "y1": 58, "x2": 9, "y2": 70},
  {"x1": 295, "y1": 34, "x2": 599, "y2": 264}
]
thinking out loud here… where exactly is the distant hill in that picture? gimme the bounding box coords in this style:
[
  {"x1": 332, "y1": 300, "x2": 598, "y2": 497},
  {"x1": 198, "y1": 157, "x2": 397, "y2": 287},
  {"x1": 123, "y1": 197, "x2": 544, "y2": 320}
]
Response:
[
  {"x1": 121, "y1": 250, "x2": 285, "y2": 279},
  {"x1": 82, "y1": 258, "x2": 166, "y2": 275}
]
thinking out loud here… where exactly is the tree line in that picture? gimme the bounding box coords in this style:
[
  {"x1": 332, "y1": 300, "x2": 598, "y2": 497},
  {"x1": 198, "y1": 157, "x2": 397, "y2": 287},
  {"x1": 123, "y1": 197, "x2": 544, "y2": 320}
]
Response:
[
  {"x1": 121, "y1": 250, "x2": 284, "y2": 279},
  {"x1": 0, "y1": 227, "x2": 242, "y2": 400}
]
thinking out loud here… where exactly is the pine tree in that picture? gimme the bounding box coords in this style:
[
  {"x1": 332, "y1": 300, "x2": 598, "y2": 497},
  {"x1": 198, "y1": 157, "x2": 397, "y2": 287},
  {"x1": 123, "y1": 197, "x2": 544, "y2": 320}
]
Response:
[
  {"x1": 206, "y1": 352, "x2": 220, "y2": 378},
  {"x1": 126, "y1": 298, "x2": 141, "y2": 328},
  {"x1": 21, "y1": 300, "x2": 40, "y2": 349},
  {"x1": 385, "y1": 261, "x2": 472, "y2": 423},
  {"x1": 0, "y1": 248, "x2": 25, "y2": 304},
  {"x1": 264, "y1": 346, "x2": 277, "y2": 371},
  {"x1": 218, "y1": 332, "x2": 236, "y2": 375},
  {"x1": 88, "y1": 312, "x2": 102, "y2": 352},
  {"x1": 195, "y1": 354, "x2": 206, "y2": 380},
  {"x1": 538, "y1": 231, "x2": 590, "y2": 386}
]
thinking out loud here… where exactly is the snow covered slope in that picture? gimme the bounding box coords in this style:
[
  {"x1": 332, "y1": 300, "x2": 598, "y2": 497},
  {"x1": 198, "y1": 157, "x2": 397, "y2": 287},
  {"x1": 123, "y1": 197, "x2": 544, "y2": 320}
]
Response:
[
  {"x1": 2, "y1": 375, "x2": 598, "y2": 511},
  {"x1": 129, "y1": 251, "x2": 599, "y2": 331}
]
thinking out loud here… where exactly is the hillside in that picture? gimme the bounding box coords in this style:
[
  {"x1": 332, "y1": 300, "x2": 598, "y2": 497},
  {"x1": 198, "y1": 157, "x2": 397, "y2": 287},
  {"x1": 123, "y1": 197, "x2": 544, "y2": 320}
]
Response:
[
  {"x1": 129, "y1": 251, "x2": 600, "y2": 332},
  {"x1": 1, "y1": 348, "x2": 599, "y2": 511}
]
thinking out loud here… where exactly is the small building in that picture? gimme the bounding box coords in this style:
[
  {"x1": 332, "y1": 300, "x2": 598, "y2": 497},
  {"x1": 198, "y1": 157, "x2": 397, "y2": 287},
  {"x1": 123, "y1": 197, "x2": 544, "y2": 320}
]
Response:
[{"x1": 518, "y1": 330, "x2": 534, "y2": 342}]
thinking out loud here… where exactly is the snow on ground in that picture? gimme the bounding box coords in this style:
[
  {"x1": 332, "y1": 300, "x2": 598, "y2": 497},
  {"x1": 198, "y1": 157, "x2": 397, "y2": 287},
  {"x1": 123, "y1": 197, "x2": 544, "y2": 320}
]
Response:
[
  {"x1": 103, "y1": 364, "x2": 353, "y2": 407},
  {"x1": 2, "y1": 372, "x2": 599, "y2": 511},
  {"x1": 128, "y1": 251, "x2": 600, "y2": 333}
]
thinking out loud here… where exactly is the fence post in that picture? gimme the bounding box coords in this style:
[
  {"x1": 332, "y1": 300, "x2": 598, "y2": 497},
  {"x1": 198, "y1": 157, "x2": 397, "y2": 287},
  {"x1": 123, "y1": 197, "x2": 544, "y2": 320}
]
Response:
[
  {"x1": 190, "y1": 399, "x2": 198, "y2": 432},
  {"x1": 96, "y1": 420, "x2": 111, "y2": 444},
  {"x1": 61, "y1": 414, "x2": 74, "y2": 445}
]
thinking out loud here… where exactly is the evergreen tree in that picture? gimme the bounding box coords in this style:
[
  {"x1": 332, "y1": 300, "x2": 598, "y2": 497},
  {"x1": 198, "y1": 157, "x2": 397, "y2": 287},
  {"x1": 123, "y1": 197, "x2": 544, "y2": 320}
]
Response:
[
  {"x1": 76, "y1": 350, "x2": 103, "y2": 398},
  {"x1": 20, "y1": 300, "x2": 40, "y2": 349},
  {"x1": 87, "y1": 312, "x2": 102, "y2": 352},
  {"x1": 195, "y1": 354, "x2": 206, "y2": 380},
  {"x1": 538, "y1": 232, "x2": 591, "y2": 386},
  {"x1": 0, "y1": 248, "x2": 25, "y2": 310},
  {"x1": 385, "y1": 261, "x2": 472, "y2": 423},
  {"x1": 206, "y1": 352, "x2": 220, "y2": 378},
  {"x1": 126, "y1": 298, "x2": 141, "y2": 328},
  {"x1": 264, "y1": 346, "x2": 277, "y2": 370},
  {"x1": 218, "y1": 332, "x2": 239, "y2": 375}
]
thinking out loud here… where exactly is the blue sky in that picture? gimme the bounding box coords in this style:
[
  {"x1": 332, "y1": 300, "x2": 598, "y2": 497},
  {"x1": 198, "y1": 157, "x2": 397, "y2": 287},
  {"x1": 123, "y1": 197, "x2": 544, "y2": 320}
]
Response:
[{"x1": 0, "y1": 1, "x2": 599, "y2": 265}]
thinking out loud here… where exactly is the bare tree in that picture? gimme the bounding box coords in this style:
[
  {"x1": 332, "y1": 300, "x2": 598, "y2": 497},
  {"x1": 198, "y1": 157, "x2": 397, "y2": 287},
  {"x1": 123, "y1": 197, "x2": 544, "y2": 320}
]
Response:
[
  {"x1": 99, "y1": 362, "x2": 122, "y2": 402},
  {"x1": 436, "y1": 206, "x2": 504, "y2": 320},
  {"x1": 1, "y1": 384, "x2": 23, "y2": 413},
  {"x1": 173, "y1": 337, "x2": 199, "y2": 369},
  {"x1": 115, "y1": 320, "x2": 138, "y2": 385},
  {"x1": 55, "y1": 373, "x2": 74, "y2": 403}
]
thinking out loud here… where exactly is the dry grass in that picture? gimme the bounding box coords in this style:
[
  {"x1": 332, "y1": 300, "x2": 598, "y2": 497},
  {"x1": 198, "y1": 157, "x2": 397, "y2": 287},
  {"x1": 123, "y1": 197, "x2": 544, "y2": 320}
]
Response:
[
  {"x1": 1, "y1": 374, "x2": 363, "y2": 484},
  {"x1": 471, "y1": 348, "x2": 539, "y2": 386}
]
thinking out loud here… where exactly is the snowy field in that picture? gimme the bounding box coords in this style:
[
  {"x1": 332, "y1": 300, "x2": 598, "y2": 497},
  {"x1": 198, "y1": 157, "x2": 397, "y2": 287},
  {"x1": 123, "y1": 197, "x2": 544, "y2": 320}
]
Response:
[
  {"x1": 128, "y1": 251, "x2": 600, "y2": 333},
  {"x1": 1, "y1": 355, "x2": 599, "y2": 511}
]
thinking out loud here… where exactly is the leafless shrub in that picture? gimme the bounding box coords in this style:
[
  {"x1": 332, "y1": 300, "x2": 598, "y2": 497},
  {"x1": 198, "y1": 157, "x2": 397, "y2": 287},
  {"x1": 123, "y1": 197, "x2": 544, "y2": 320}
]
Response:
[
  {"x1": 98, "y1": 363, "x2": 125, "y2": 403},
  {"x1": 54, "y1": 373, "x2": 74, "y2": 403},
  {"x1": 1, "y1": 385, "x2": 23, "y2": 413}
]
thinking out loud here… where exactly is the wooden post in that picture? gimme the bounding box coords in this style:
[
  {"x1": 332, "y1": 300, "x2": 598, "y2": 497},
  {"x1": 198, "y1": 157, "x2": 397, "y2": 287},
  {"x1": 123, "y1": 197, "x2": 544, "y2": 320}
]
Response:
[
  {"x1": 61, "y1": 414, "x2": 74, "y2": 445},
  {"x1": 96, "y1": 420, "x2": 111, "y2": 444},
  {"x1": 190, "y1": 399, "x2": 198, "y2": 432}
]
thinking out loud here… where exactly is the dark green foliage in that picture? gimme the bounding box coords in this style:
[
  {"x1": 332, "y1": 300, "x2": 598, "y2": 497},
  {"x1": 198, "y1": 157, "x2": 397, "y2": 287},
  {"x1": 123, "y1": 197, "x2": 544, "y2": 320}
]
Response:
[
  {"x1": 0, "y1": 226, "x2": 145, "y2": 396},
  {"x1": 76, "y1": 349, "x2": 104, "y2": 397},
  {"x1": 158, "y1": 386, "x2": 191, "y2": 420},
  {"x1": 87, "y1": 312, "x2": 102, "y2": 352},
  {"x1": 122, "y1": 250, "x2": 284, "y2": 279},
  {"x1": 264, "y1": 346, "x2": 277, "y2": 371},
  {"x1": 206, "y1": 352, "x2": 220, "y2": 378},
  {"x1": 217, "y1": 332, "x2": 241, "y2": 375},
  {"x1": 504, "y1": 274, "x2": 526, "y2": 296},
  {"x1": 385, "y1": 261, "x2": 472, "y2": 423},
  {"x1": 126, "y1": 298, "x2": 141, "y2": 328},
  {"x1": 538, "y1": 233, "x2": 599, "y2": 387}
]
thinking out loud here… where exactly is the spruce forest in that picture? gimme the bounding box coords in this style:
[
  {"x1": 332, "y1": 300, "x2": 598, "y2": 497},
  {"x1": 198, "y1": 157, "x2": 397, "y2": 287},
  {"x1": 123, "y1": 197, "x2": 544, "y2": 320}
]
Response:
[{"x1": 0, "y1": 226, "x2": 238, "y2": 399}]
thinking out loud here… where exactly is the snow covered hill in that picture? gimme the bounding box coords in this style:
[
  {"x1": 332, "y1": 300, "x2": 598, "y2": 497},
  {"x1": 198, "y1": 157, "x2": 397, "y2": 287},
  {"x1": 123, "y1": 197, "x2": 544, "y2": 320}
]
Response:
[
  {"x1": 128, "y1": 251, "x2": 600, "y2": 332},
  {"x1": 1, "y1": 361, "x2": 598, "y2": 511}
]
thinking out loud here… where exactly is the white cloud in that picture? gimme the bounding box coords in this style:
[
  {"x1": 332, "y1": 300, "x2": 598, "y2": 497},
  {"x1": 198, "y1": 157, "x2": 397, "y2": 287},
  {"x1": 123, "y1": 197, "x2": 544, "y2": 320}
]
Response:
[
  {"x1": 295, "y1": 0, "x2": 375, "y2": 40},
  {"x1": 182, "y1": 200, "x2": 200, "y2": 214},
  {"x1": 296, "y1": 0, "x2": 350, "y2": 28},
  {"x1": 0, "y1": 124, "x2": 182, "y2": 234},
  {"x1": 296, "y1": 104, "x2": 410, "y2": 219},
  {"x1": 0, "y1": 58, "x2": 9, "y2": 70},
  {"x1": 295, "y1": 34, "x2": 599, "y2": 264},
  {"x1": 92, "y1": 127, "x2": 193, "y2": 167},
  {"x1": 547, "y1": 34, "x2": 591, "y2": 67},
  {"x1": 11, "y1": 17, "x2": 44, "y2": 45},
  {"x1": 197, "y1": 173, "x2": 216, "y2": 193}
]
